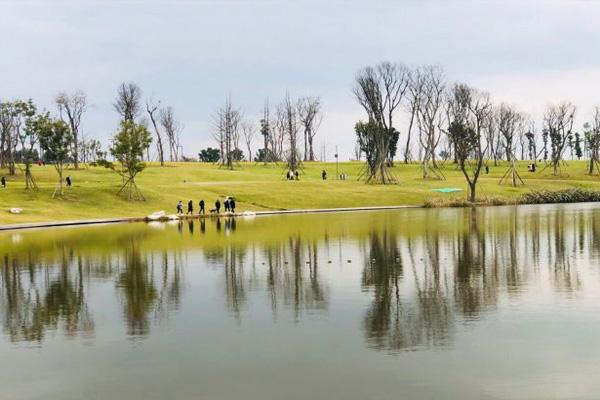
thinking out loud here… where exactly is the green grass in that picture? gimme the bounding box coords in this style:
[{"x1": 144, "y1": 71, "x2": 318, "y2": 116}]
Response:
[{"x1": 1, "y1": 160, "x2": 600, "y2": 225}]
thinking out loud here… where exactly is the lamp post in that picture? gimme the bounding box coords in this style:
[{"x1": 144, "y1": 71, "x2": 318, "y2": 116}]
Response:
[{"x1": 335, "y1": 145, "x2": 339, "y2": 179}]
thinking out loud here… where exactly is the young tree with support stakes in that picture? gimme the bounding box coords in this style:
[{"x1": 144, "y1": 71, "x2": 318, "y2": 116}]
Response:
[
  {"x1": 22, "y1": 107, "x2": 47, "y2": 190},
  {"x1": 496, "y1": 103, "x2": 525, "y2": 186},
  {"x1": 445, "y1": 83, "x2": 492, "y2": 202},
  {"x1": 38, "y1": 118, "x2": 73, "y2": 198},
  {"x1": 110, "y1": 120, "x2": 152, "y2": 201},
  {"x1": 542, "y1": 102, "x2": 576, "y2": 176},
  {"x1": 355, "y1": 120, "x2": 389, "y2": 183},
  {"x1": 353, "y1": 62, "x2": 409, "y2": 182},
  {"x1": 415, "y1": 65, "x2": 446, "y2": 180},
  {"x1": 278, "y1": 93, "x2": 302, "y2": 173}
]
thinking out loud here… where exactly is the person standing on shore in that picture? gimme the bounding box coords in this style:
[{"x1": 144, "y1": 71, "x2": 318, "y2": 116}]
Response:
[
  {"x1": 187, "y1": 200, "x2": 194, "y2": 215},
  {"x1": 177, "y1": 201, "x2": 184, "y2": 215},
  {"x1": 230, "y1": 198, "x2": 236, "y2": 213},
  {"x1": 215, "y1": 199, "x2": 221, "y2": 214},
  {"x1": 224, "y1": 197, "x2": 230, "y2": 213},
  {"x1": 199, "y1": 199, "x2": 205, "y2": 215}
]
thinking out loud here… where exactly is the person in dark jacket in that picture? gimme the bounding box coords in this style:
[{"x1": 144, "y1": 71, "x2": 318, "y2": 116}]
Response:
[
  {"x1": 215, "y1": 199, "x2": 221, "y2": 214},
  {"x1": 230, "y1": 198, "x2": 236, "y2": 213},
  {"x1": 199, "y1": 199, "x2": 205, "y2": 215},
  {"x1": 322, "y1": 170, "x2": 327, "y2": 180},
  {"x1": 224, "y1": 197, "x2": 230, "y2": 212},
  {"x1": 66, "y1": 176, "x2": 72, "y2": 187},
  {"x1": 187, "y1": 200, "x2": 194, "y2": 215},
  {"x1": 1, "y1": 176, "x2": 5, "y2": 188}
]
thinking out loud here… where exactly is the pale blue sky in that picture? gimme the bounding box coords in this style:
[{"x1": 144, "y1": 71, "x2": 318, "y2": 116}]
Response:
[{"x1": 1, "y1": 0, "x2": 599, "y2": 159}]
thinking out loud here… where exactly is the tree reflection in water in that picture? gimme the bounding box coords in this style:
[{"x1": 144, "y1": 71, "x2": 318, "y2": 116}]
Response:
[
  {"x1": 0, "y1": 206, "x2": 592, "y2": 349},
  {"x1": 0, "y1": 247, "x2": 94, "y2": 343},
  {"x1": 116, "y1": 242, "x2": 184, "y2": 337},
  {"x1": 360, "y1": 206, "x2": 585, "y2": 353}
]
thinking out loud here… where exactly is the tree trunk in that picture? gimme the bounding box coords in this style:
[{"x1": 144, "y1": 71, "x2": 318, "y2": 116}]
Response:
[
  {"x1": 468, "y1": 181, "x2": 476, "y2": 202},
  {"x1": 404, "y1": 108, "x2": 416, "y2": 164}
]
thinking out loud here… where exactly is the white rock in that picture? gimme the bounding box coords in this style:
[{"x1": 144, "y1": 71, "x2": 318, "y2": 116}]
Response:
[
  {"x1": 9, "y1": 208, "x2": 22, "y2": 214},
  {"x1": 147, "y1": 210, "x2": 166, "y2": 220}
]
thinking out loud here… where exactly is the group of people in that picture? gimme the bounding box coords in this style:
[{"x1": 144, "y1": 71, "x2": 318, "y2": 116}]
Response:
[
  {"x1": 1, "y1": 175, "x2": 72, "y2": 188},
  {"x1": 286, "y1": 170, "x2": 300, "y2": 180},
  {"x1": 177, "y1": 196, "x2": 236, "y2": 216}
]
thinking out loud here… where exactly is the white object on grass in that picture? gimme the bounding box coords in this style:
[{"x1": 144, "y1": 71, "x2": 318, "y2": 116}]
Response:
[{"x1": 9, "y1": 208, "x2": 22, "y2": 214}]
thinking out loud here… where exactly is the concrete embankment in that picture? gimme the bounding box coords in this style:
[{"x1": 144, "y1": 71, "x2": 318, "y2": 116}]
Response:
[{"x1": 0, "y1": 205, "x2": 420, "y2": 232}]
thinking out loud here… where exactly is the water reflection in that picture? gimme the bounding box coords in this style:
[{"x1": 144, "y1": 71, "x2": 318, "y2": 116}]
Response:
[{"x1": 0, "y1": 205, "x2": 596, "y2": 351}]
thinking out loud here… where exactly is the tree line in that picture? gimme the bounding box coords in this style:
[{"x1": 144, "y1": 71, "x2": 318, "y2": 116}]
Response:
[
  {"x1": 3, "y1": 66, "x2": 600, "y2": 203},
  {"x1": 0, "y1": 82, "x2": 185, "y2": 199},
  {"x1": 353, "y1": 61, "x2": 600, "y2": 200},
  {"x1": 207, "y1": 93, "x2": 322, "y2": 173}
]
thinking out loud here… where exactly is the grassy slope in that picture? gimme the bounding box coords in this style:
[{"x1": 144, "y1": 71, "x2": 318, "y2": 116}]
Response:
[{"x1": 1, "y1": 160, "x2": 600, "y2": 224}]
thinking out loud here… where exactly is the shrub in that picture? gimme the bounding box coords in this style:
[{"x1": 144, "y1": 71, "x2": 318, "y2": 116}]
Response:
[{"x1": 519, "y1": 188, "x2": 600, "y2": 204}]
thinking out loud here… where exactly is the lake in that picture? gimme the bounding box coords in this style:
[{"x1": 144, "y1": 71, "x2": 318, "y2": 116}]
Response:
[{"x1": 1, "y1": 204, "x2": 600, "y2": 400}]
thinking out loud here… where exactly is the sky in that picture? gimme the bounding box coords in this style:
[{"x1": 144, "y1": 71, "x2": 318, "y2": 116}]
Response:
[{"x1": 1, "y1": 0, "x2": 600, "y2": 160}]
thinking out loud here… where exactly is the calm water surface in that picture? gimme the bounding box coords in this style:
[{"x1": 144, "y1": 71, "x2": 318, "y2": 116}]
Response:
[{"x1": 1, "y1": 204, "x2": 600, "y2": 399}]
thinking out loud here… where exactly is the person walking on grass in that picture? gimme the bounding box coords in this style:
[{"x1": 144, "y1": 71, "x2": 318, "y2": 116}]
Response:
[
  {"x1": 215, "y1": 199, "x2": 221, "y2": 214},
  {"x1": 187, "y1": 200, "x2": 194, "y2": 215},
  {"x1": 66, "y1": 176, "x2": 72, "y2": 187},
  {"x1": 199, "y1": 199, "x2": 205, "y2": 215},
  {"x1": 322, "y1": 170, "x2": 327, "y2": 180},
  {"x1": 230, "y1": 198, "x2": 236, "y2": 214},
  {"x1": 177, "y1": 200, "x2": 184, "y2": 215},
  {"x1": 1, "y1": 176, "x2": 5, "y2": 188}
]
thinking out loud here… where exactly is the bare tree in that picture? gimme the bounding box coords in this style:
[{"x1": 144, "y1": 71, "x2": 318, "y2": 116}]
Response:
[
  {"x1": 495, "y1": 103, "x2": 523, "y2": 162},
  {"x1": 404, "y1": 67, "x2": 426, "y2": 163},
  {"x1": 297, "y1": 96, "x2": 322, "y2": 161},
  {"x1": 160, "y1": 106, "x2": 182, "y2": 162},
  {"x1": 353, "y1": 62, "x2": 409, "y2": 183},
  {"x1": 279, "y1": 93, "x2": 301, "y2": 172},
  {"x1": 416, "y1": 65, "x2": 446, "y2": 179},
  {"x1": 213, "y1": 98, "x2": 241, "y2": 169},
  {"x1": 273, "y1": 107, "x2": 286, "y2": 160},
  {"x1": 543, "y1": 102, "x2": 576, "y2": 175},
  {"x1": 259, "y1": 99, "x2": 275, "y2": 163},
  {"x1": 56, "y1": 90, "x2": 86, "y2": 168},
  {"x1": 146, "y1": 99, "x2": 165, "y2": 166},
  {"x1": 114, "y1": 82, "x2": 142, "y2": 122},
  {"x1": 241, "y1": 121, "x2": 256, "y2": 162}
]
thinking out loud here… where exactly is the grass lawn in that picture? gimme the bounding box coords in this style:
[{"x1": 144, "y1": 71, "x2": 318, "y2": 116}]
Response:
[{"x1": 1, "y1": 160, "x2": 600, "y2": 225}]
